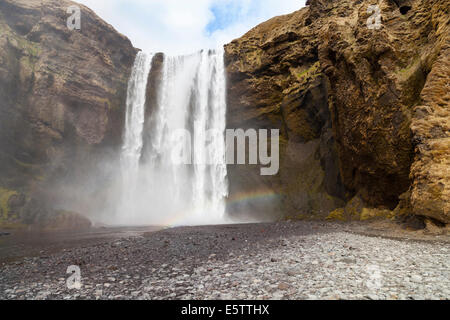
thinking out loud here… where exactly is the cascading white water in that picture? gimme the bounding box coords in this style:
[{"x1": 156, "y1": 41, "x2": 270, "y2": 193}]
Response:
[
  {"x1": 117, "y1": 49, "x2": 228, "y2": 226},
  {"x1": 118, "y1": 51, "x2": 154, "y2": 224}
]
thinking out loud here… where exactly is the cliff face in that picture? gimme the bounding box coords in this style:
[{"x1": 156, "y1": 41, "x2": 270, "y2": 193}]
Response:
[
  {"x1": 0, "y1": 0, "x2": 137, "y2": 227},
  {"x1": 225, "y1": 7, "x2": 345, "y2": 220},
  {"x1": 1, "y1": 0, "x2": 448, "y2": 227},
  {"x1": 225, "y1": 0, "x2": 449, "y2": 223}
]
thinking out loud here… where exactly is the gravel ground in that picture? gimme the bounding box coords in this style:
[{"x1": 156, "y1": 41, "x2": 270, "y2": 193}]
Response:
[{"x1": 0, "y1": 221, "x2": 448, "y2": 300}]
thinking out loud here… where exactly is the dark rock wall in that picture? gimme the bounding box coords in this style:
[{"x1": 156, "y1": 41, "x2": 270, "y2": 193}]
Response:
[
  {"x1": 225, "y1": 0, "x2": 450, "y2": 223},
  {"x1": 0, "y1": 0, "x2": 137, "y2": 227},
  {"x1": 224, "y1": 8, "x2": 346, "y2": 220}
]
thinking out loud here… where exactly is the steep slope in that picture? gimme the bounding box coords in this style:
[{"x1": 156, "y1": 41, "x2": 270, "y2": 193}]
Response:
[
  {"x1": 0, "y1": 0, "x2": 137, "y2": 228},
  {"x1": 225, "y1": 0, "x2": 449, "y2": 223},
  {"x1": 225, "y1": 6, "x2": 345, "y2": 220},
  {"x1": 1, "y1": 0, "x2": 448, "y2": 227}
]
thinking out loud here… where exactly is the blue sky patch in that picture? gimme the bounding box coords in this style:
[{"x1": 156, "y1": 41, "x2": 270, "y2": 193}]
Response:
[
  {"x1": 206, "y1": 1, "x2": 260, "y2": 35},
  {"x1": 206, "y1": 3, "x2": 238, "y2": 34}
]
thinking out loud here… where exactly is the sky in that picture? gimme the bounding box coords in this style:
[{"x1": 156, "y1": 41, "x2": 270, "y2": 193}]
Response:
[{"x1": 76, "y1": 0, "x2": 306, "y2": 55}]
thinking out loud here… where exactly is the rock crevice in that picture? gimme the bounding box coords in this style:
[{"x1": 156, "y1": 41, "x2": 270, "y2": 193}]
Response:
[{"x1": 225, "y1": 0, "x2": 449, "y2": 223}]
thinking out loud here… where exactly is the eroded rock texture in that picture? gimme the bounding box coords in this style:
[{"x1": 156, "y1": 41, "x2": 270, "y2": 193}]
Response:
[
  {"x1": 0, "y1": 0, "x2": 448, "y2": 226},
  {"x1": 225, "y1": 5, "x2": 346, "y2": 220},
  {"x1": 225, "y1": 0, "x2": 449, "y2": 223},
  {"x1": 0, "y1": 0, "x2": 137, "y2": 227}
]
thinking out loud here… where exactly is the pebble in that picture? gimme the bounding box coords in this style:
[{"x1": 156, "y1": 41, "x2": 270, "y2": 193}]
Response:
[{"x1": 0, "y1": 223, "x2": 448, "y2": 300}]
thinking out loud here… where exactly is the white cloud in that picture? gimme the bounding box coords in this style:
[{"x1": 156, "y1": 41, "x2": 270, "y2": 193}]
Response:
[{"x1": 75, "y1": 0, "x2": 305, "y2": 55}]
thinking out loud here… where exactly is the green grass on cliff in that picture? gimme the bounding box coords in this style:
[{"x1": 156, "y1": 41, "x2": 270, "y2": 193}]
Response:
[
  {"x1": 0, "y1": 19, "x2": 41, "y2": 72},
  {"x1": 296, "y1": 61, "x2": 321, "y2": 83}
]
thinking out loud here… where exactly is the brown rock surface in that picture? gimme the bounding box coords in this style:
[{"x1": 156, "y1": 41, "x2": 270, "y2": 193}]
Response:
[
  {"x1": 0, "y1": 0, "x2": 448, "y2": 225},
  {"x1": 409, "y1": 0, "x2": 450, "y2": 222},
  {"x1": 0, "y1": 0, "x2": 137, "y2": 226},
  {"x1": 225, "y1": 5, "x2": 346, "y2": 220},
  {"x1": 225, "y1": 0, "x2": 449, "y2": 223}
]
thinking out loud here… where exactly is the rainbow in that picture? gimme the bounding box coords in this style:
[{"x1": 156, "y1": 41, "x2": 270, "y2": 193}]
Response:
[
  {"x1": 159, "y1": 189, "x2": 281, "y2": 227},
  {"x1": 226, "y1": 190, "x2": 281, "y2": 207}
]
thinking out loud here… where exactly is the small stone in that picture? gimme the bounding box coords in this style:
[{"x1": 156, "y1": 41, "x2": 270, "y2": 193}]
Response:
[
  {"x1": 271, "y1": 291, "x2": 284, "y2": 300},
  {"x1": 286, "y1": 269, "x2": 297, "y2": 276},
  {"x1": 278, "y1": 283, "x2": 289, "y2": 291},
  {"x1": 341, "y1": 258, "x2": 357, "y2": 264}
]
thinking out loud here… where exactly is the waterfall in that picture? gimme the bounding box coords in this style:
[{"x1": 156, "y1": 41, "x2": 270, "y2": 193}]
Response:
[
  {"x1": 119, "y1": 52, "x2": 154, "y2": 224},
  {"x1": 117, "y1": 49, "x2": 228, "y2": 226}
]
